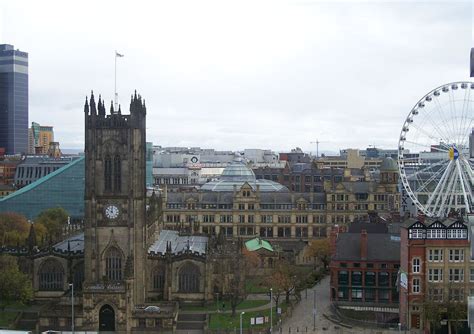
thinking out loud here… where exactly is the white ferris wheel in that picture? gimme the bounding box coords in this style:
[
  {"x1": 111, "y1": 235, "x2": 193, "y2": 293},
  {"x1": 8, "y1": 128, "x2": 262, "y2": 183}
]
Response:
[{"x1": 398, "y1": 81, "x2": 474, "y2": 218}]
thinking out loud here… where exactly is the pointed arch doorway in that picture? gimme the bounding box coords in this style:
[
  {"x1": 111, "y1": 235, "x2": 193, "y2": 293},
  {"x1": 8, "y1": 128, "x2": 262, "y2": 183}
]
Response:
[{"x1": 99, "y1": 304, "x2": 115, "y2": 332}]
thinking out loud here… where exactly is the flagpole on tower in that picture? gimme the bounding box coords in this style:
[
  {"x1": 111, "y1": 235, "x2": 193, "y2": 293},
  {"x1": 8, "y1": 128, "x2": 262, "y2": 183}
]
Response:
[{"x1": 114, "y1": 51, "x2": 124, "y2": 112}]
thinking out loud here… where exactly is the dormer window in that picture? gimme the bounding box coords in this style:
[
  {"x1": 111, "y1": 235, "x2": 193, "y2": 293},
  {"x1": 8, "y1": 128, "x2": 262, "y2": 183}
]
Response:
[
  {"x1": 409, "y1": 228, "x2": 425, "y2": 239},
  {"x1": 426, "y1": 222, "x2": 446, "y2": 239},
  {"x1": 408, "y1": 222, "x2": 425, "y2": 239},
  {"x1": 447, "y1": 221, "x2": 468, "y2": 239}
]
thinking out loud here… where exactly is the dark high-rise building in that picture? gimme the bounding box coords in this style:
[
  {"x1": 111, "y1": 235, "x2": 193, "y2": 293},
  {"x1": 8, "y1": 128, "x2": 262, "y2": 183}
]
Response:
[{"x1": 0, "y1": 44, "x2": 28, "y2": 155}]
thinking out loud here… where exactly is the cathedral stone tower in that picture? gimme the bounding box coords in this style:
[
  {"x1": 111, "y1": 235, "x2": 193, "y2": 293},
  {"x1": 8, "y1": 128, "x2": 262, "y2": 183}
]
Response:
[{"x1": 82, "y1": 91, "x2": 146, "y2": 332}]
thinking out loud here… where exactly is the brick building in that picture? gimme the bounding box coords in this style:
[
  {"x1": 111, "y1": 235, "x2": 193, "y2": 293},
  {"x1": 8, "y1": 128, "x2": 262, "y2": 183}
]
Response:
[
  {"x1": 400, "y1": 217, "x2": 471, "y2": 333},
  {"x1": 329, "y1": 222, "x2": 400, "y2": 323}
]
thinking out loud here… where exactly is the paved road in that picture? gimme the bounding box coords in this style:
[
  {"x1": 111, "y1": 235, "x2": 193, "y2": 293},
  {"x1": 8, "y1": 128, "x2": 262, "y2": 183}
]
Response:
[
  {"x1": 279, "y1": 276, "x2": 401, "y2": 334},
  {"x1": 280, "y1": 275, "x2": 334, "y2": 333}
]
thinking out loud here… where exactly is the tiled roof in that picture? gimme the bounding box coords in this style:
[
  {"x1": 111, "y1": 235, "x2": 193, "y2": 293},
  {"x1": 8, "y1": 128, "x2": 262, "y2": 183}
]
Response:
[{"x1": 334, "y1": 233, "x2": 400, "y2": 262}]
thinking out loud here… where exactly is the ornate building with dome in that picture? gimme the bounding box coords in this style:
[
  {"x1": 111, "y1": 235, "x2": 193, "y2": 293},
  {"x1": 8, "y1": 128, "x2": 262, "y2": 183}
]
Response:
[{"x1": 161, "y1": 156, "x2": 400, "y2": 240}]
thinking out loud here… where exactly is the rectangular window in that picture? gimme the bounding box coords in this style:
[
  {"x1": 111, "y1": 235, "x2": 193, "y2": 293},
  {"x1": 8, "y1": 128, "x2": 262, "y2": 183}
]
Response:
[
  {"x1": 428, "y1": 288, "x2": 444, "y2": 302},
  {"x1": 239, "y1": 215, "x2": 245, "y2": 223},
  {"x1": 378, "y1": 272, "x2": 389, "y2": 287},
  {"x1": 296, "y1": 215, "x2": 308, "y2": 224},
  {"x1": 449, "y1": 288, "x2": 464, "y2": 302},
  {"x1": 412, "y1": 258, "x2": 421, "y2": 273},
  {"x1": 470, "y1": 269, "x2": 474, "y2": 282},
  {"x1": 338, "y1": 271, "x2": 348, "y2": 285},
  {"x1": 409, "y1": 229, "x2": 424, "y2": 239},
  {"x1": 365, "y1": 272, "x2": 376, "y2": 286},
  {"x1": 248, "y1": 215, "x2": 254, "y2": 223},
  {"x1": 364, "y1": 288, "x2": 375, "y2": 301},
  {"x1": 338, "y1": 287, "x2": 348, "y2": 300},
  {"x1": 351, "y1": 271, "x2": 362, "y2": 286},
  {"x1": 449, "y1": 268, "x2": 464, "y2": 282},
  {"x1": 351, "y1": 288, "x2": 362, "y2": 301},
  {"x1": 248, "y1": 204, "x2": 255, "y2": 210},
  {"x1": 278, "y1": 216, "x2": 291, "y2": 224},
  {"x1": 428, "y1": 269, "x2": 443, "y2": 282},
  {"x1": 412, "y1": 278, "x2": 420, "y2": 293},
  {"x1": 379, "y1": 289, "x2": 390, "y2": 302},
  {"x1": 428, "y1": 249, "x2": 443, "y2": 262},
  {"x1": 262, "y1": 215, "x2": 273, "y2": 223},
  {"x1": 220, "y1": 215, "x2": 233, "y2": 223},
  {"x1": 449, "y1": 249, "x2": 464, "y2": 262}
]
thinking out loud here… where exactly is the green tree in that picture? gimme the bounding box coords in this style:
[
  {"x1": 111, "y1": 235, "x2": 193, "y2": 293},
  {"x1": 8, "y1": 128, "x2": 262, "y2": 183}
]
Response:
[
  {"x1": 36, "y1": 207, "x2": 69, "y2": 243},
  {"x1": 0, "y1": 212, "x2": 29, "y2": 246},
  {"x1": 306, "y1": 238, "x2": 331, "y2": 270},
  {"x1": 0, "y1": 255, "x2": 33, "y2": 309},
  {"x1": 264, "y1": 260, "x2": 306, "y2": 306},
  {"x1": 422, "y1": 300, "x2": 443, "y2": 333}
]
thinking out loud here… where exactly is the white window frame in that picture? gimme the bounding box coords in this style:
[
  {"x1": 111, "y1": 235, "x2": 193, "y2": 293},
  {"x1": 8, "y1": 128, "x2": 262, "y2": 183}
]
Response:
[
  {"x1": 449, "y1": 249, "x2": 464, "y2": 262},
  {"x1": 449, "y1": 268, "x2": 464, "y2": 282},
  {"x1": 412, "y1": 278, "x2": 420, "y2": 293},
  {"x1": 428, "y1": 249, "x2": 443, "y2": 262},
  {"x1": 412, "y1": 258, "x2": 421, "y2": 273},
  {"x1": 428, "y1": 268, "x2": 443, "y2": 282}
]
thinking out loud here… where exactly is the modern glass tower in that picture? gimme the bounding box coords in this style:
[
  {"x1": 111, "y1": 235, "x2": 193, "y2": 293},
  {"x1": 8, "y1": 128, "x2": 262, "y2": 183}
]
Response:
[{"x1": 0, "y1": 44, "x2": 28, "y2": 155}]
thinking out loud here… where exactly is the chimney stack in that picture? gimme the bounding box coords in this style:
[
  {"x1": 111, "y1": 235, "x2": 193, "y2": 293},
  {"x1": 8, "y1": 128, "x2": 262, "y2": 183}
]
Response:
[
  {"x1": 360, "y1": 229, "x2": 368, "y2": 260},
  {"x1": 329, "y1": 226, "x2": 339, "y2": 255}
]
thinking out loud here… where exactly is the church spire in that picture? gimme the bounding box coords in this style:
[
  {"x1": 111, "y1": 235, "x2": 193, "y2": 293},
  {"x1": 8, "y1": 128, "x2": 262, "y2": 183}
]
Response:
[
  {"x1": 84, "y1": 96, "x2": 89, "y2": 114},
  {"x1": 90, "y1": 91, "x2": 97, "y2": 116}
]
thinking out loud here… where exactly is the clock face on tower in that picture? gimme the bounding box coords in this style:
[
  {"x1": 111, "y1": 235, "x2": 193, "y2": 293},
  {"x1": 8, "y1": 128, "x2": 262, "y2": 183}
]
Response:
[{"x1": 104, "y1": 204, "x2": 120, "y2": 220}]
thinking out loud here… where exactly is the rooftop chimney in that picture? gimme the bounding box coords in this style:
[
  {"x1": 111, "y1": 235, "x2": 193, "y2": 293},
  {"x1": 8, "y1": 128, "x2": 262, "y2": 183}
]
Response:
[
  {"x1": 360, "y1": 229, "x2": 368, "y2": 260},
  {"x1": 329, "y1": 227, "x2": 338, "y2": 255}
]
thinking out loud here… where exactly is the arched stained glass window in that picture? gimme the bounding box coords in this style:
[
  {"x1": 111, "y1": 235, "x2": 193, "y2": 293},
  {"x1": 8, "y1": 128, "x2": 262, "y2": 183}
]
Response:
[
  {"x1": 153, "y1": 267, "x2": 165, "y2": 291},
  {"x1": 178, "y1": 262, "x2": 200, "y2": 292},
  {"x1": 113, "y1": 155, "x2": 121, "y2": 192},
  {"x1": 105, "y1": 247, "x2": 122, "y2": 281},
  {"x1": 104, "y1": 155, "x2": 112, "y2": 191},
  {"x1": 39, "y1": 259, "x2": 64, "y2": 291},
  {"x1": 73, "y1": 262, "x2": 84, "y2": 290}
]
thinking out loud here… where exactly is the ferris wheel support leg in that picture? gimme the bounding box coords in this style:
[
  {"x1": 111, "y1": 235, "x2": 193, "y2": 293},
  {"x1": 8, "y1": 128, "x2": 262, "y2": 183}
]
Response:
[
  {"x1": 437, "y1": 166, "x2": 458, "y2": 217},
  {"x1": 459, "y1": 159, "x2": 473, "y2": 213},
  {"x1": 425, "y1": 160, "x2": 453, "y2": 210},
  {"x1": 455, "y1": 160, "x2": 471, "y2": 214}
]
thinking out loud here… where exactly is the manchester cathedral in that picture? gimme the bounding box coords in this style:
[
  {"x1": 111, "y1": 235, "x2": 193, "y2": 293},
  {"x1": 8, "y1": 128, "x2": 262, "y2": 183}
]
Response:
[
  {"x1": 0, "y1": 91, "x2": 401, "y2": 333},
  {"x1": 2, "y1": 92, "x2": 245, "y2": 333}
]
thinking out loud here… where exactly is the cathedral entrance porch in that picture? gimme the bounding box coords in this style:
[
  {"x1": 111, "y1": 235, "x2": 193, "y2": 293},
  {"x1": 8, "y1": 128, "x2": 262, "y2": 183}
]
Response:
[{"x1": 99, "y1": 304, "x2": 116, "y2": 332}]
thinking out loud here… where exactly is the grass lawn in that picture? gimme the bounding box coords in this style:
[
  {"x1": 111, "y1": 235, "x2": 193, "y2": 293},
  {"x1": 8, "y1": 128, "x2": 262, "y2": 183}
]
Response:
[
  {"x1": 181, "y1": 299, "x2": 268, "y2": 312},
  {"x1": 0, "y1": 311, "x2": 18, "y2": 329},
  {"x1": 209, "y1": 303, "x2": 288, "y2": 330},
  {"x1": 245, "y1": 276, "x2": 269, "y2": 294}
]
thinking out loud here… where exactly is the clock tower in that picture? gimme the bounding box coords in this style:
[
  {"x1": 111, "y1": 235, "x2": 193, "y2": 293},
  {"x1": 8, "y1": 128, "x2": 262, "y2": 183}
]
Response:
[{"x1": 82, "y1": 91, "x2": 147, "y2": 332}]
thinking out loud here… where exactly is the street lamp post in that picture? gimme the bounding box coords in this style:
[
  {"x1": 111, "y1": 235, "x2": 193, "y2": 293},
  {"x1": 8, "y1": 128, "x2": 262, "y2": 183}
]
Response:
[
  {"x1": 313, "y1": 289, "x2": 316, "y2": 331},
  {"x1": 270, "y1": 288, "x2": 273, "y2": 333},
  {"x1": 69, "y1": 283, "x2": 74, "y2": 334},
  {"x1": 240, "y1": 311, "x2": 245, "y2": 334}
]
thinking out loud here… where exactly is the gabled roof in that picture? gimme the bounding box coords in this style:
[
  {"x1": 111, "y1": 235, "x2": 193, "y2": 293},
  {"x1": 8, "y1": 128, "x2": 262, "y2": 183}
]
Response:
[
  {"x1": 334, "y1": 233, "x2": 400, "y2": 261},
  {"x1": 245, "y1": 237, "x2": 274, "y2": 252},
  {"x1": 148, "y1": 230, "x2": 208, "y2": 255}
]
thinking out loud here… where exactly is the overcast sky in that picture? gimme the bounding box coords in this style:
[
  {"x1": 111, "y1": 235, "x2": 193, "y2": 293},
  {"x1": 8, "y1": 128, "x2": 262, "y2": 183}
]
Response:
[{"x1": 0, "y1": 0, "x2": 472, "y2": 153}]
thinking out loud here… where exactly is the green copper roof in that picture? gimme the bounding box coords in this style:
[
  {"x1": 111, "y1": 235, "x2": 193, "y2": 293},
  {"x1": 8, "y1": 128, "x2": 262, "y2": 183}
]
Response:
[{"x1": 245, "y1": 237, "x2": 274, "y2": 252}]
